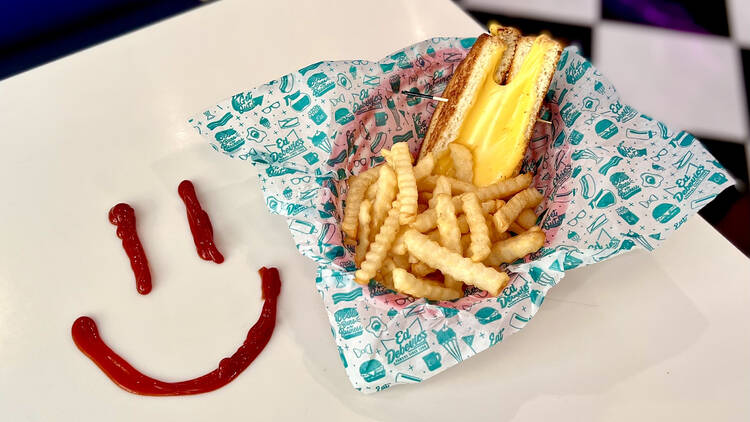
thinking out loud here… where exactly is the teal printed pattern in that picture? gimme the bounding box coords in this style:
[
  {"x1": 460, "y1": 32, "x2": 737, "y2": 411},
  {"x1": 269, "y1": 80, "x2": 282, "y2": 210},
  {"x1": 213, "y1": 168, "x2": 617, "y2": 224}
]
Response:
[{"x1": 189, "y1": 39, "x2": 733, "y2": 394}]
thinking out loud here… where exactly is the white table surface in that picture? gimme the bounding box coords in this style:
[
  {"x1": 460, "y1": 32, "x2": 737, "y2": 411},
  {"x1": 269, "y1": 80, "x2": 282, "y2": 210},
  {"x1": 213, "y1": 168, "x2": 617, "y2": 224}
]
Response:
[{"x1": 1, "y1": 0, "x2": 748, "y2": 420}]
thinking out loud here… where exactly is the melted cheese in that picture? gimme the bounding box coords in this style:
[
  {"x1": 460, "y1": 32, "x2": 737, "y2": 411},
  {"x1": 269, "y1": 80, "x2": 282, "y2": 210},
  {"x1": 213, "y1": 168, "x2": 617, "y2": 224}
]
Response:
[{"x1": 455, "y1": 38, "x2": 547, "y2": 186}]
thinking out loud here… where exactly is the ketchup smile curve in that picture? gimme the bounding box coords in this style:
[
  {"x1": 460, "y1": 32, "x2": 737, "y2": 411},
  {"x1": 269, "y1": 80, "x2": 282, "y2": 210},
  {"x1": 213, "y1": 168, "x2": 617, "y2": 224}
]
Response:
[
  {"x1": 71, "y1": 267, "x2": 281, "y2": 396},
  {"x1": 108, "y1": 203, "x2": 152, "y2": 295},
  {"x1": 178, "y1": 180, "x2": 224, "y2": 264}
]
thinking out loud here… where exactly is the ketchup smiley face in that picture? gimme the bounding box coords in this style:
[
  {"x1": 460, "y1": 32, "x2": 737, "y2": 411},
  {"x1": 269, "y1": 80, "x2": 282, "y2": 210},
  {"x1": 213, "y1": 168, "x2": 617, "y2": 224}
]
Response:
[{"x1": 71, "y1": 267, "x2": 281, "y2": 396}]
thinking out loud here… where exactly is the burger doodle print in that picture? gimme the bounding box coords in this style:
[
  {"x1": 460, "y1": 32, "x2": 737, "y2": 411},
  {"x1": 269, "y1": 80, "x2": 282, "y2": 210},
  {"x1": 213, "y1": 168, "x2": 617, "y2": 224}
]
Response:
[{"x1": 190, "y1": 37, "x2": 732, "y2": 392}]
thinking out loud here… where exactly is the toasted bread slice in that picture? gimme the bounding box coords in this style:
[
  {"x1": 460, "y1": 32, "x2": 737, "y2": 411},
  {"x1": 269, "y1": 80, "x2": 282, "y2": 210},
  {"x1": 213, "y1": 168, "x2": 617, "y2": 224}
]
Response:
[
  {"x1": 420, "y1": 29, "x2": 519, "y2": 160},
  {"x1": 420, "y1": 27, "x2": 562, "y2": 186}
]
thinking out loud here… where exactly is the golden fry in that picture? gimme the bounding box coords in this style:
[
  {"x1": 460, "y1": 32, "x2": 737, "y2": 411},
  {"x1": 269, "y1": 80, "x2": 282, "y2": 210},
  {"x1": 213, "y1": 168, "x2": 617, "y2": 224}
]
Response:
[
  {"x1": 449, "y1": 144, "x2": 474, "y2": 183},
  {"x1": 414, "y1": 198, "x2": 493, "y2": 233},
  {"x1": 509, "y1": 222, "x2": 526, "y2": 234},
  {"x1": 411, "y1": 261, "x2": 434, "y2": 278},
  {"x1": 418, "y1": 175, "x2": 477, "y2": 195},
  {"x1": 372, "y1": 165, "x2": 398, "y2": 233},
  {"x1": 413, "y1": 152, "x2": 436, "y2": 181},
  {"x1": 476, "y1": 173, "x2": 533, "y2": 202},
  {"x1": 457, "y1": 214, "x2": 470, "y2": 234},
  {"x1": 493, "y1": 187, "x2": 543, "y2": 233},
  {"x1": 365, "y1": 180, "x2": 378, "y2": 201},
  {"x1": 392, "y1": 268, "x2": 462, "y2": 301},
  {"x1": 380, "y1": 258, "x2": 396, "y2": 290},
  {"x1": 436, "y1": 194, "x2": 462, "y2": 254},
  {"x1": 355, "y1": 200, "x2": 401, "y2": 284},
  {"x1": 393, "y1": 227, "x2": 440, "y2": 255},
  {"x1": 388, "y1": 143, "x2": 418, "y2": 225},
  {"x1": 485, "y1": 228, "x2": 546, "y2": 267},
  {"x1": 517, "y1": 208, "x2": 537, "y2": 229},
  {"x1": 354, "y1": 199, "x2": 372, "y2": 265},
  {"x1": 412, "y1": 207, "x2": 442, "y2": 233},
  {"x1": 433, "y1": 176, "x2": 452, "y2": 197},
  {"x1": 341, "y1": 166, "x2": 380, "y2": 241},
  {"x1": 404, "y1": 230, "x2": 509, "y2": 296},
  {"x1": 390, "y1": 226, "x2": 409, "y2": 255},
  {"x1": 391, "y1": 253, "x2": 410, "y2": 270},
  {"x1": 461, "y1": 192, "x2": 491, "y2": 262},
  {"x1": 428, "y1": 176, "x2": 452, "y2": 208},
  {"x1": 460, "y1": 233, "x2": 471, "y2": 253}
]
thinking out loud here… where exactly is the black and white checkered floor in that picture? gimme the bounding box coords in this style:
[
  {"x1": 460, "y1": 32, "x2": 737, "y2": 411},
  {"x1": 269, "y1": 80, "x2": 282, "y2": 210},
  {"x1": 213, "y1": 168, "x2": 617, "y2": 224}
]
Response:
[{"x1": 456, "y1": 0, "x2": 750, "y2": 256}]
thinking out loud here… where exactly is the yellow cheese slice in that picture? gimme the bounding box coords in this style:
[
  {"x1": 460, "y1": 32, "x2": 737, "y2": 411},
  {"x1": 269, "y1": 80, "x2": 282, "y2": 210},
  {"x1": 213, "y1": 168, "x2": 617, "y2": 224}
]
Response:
[{"x1": 454, "y1": 38, "x2": 547, "y2": 187}]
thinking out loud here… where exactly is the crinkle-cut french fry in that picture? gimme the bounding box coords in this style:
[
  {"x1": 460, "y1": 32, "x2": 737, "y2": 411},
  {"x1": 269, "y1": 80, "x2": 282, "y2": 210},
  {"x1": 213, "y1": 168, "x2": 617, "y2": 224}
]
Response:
[
  {"x1": 381, "y1": 148, "x2": 392, "y2": 164},
  {"x1": 391, "y1": 226, "x2": 409, "y2": 255},
  {"x1": 457, "y1": 214, "x2": 469, "y2": 234},
  {"x1": 433, "y1": 176, "x2": 452, "y2": 197},
  {"x1": 392, "y1": 268, "x2": 462, "y2": 301},
  {"x1": 485, "y1": 202, "x2": 502, "y2": 241},
  {"x1": 380, "y1": 258, "x2": 396, "y2": 290},
  {"x1": 341, "y1": 166, "x2": 380, "y2": 241},
  {"x1": 436, "y1": 194, "x2": 462, "y2": 255},
  {"x1": 354, "y1": 199, "x2": 372, "y2": 265},
  {"x1": 418, "y1": 191, "x2": 433, "y2": 204},
  {"x1": 449, "y1": 144, "x2": 474, "y2": 183},
  {"x1": 486, "y1": 215, "x2": 500, "y2": 242},
  {"x1": 391, "y1": 253, "x2": 410, "y2": 270},
  {"x1": 418, "y1": 203, "x2": 428, "y2": 213},
  {"x1": 480, "y1": 200, "x2": 496, "y2": 214},
  {"x1": 517, "y1": 208, "x2": 538, "y2": 229},
  {"x1": 386, "y1": 143, "x2": 418, "y2": 225},
  {"x1": 412, "y1": 207, "x2": 442, "y2": 232},
  {"x1": 476, "y1": 173, "x2": 533, "y2": 202},
  {"x1": 461, "y1": 192, "x2": 491, "y2": 262},
  {"x1": 413, "y1": 152, "x2": 436, "y2": 181},
  {"x1": 493, "y1": 187, "x2": 543, "y2": 233},
  {"x1": 372, "y1": 165, "x2": 397, "y2": 233},
  {"x1": 393, "y1": 227, "x2": 440, "y2": 255},
  {"x1": 418, "y1": 175, "x2": 477, "y2": 195},
  {"x1": 443, "y1": 274, "x2": 463, "y2": 292},
  {"x1": 484, "y1": 228, "x2": 546, "y2": 267},
  {"x1": 414, "y1": 198, "x2": 494, "y2": 233},
  {"x1": 509, "y1": 222, "x2": 526, "y2": 234},
  {"x1": 355, "y1": 200, "x2": 400, "y2": 284},
  {"x1": 404, "y1": 230, "x2": 509, "y2": 296},
  {"x1": 428, "y1": 176, "x2": 452, "y2": 208},
  {"x1": 487, "y1": 200, "x2": 506, "y2": 241},
  {"x1": 366, "y1": 180, "x2": 378, "y2": 201},
  {"x1": 411, "y1": 261, "x2": 434, "y2": 277},
  {"x1": 460, "y1": 233, "x2": 472, "y2": 254}
]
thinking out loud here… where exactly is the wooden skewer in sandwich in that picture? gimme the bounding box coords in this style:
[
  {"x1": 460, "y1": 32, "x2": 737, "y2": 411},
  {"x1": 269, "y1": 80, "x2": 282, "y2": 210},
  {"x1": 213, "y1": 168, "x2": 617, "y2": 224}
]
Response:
[{"x1": 419, "y1": 25, "x2": 562, "y2": 187}]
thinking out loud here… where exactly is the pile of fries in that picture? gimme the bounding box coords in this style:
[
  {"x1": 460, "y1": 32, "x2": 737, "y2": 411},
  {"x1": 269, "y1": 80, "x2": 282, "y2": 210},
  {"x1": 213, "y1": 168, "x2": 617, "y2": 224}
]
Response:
[{"x1": 342, "y1": 143, "x2": 545, "y2": 301}]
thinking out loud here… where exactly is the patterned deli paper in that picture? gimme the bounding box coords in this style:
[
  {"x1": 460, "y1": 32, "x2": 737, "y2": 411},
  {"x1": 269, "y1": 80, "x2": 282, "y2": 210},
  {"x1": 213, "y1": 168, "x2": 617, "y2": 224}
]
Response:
[{"x1": 189, "y1": 37, "x2": 734, "y2": 393}]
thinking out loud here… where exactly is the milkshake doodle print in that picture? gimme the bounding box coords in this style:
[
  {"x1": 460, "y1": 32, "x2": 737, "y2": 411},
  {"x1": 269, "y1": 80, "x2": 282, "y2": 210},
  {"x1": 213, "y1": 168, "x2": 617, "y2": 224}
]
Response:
[{"x1": 191, "y1": 38, "x2": 732, "y2": 393}]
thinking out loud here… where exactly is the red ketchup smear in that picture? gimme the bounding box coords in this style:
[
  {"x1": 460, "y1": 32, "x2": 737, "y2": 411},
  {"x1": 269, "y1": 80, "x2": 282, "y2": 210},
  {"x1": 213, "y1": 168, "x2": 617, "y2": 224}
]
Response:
[
  {"x1": 71, "y1": 267, "x2": 281, "y2": 396},
  {"x1": 178, "y1": 180, "x2": 224, "y2": 263},
  {"x1": 108, "y1": 203, "x2": 152, "y2": 295}
]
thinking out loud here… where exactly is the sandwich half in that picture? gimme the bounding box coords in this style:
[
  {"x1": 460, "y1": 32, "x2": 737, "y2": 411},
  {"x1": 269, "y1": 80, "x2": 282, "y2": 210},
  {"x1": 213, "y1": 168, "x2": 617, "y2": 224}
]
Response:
[{"x1": 420, "y1": 26, "x2": 562, "y2": 186}]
